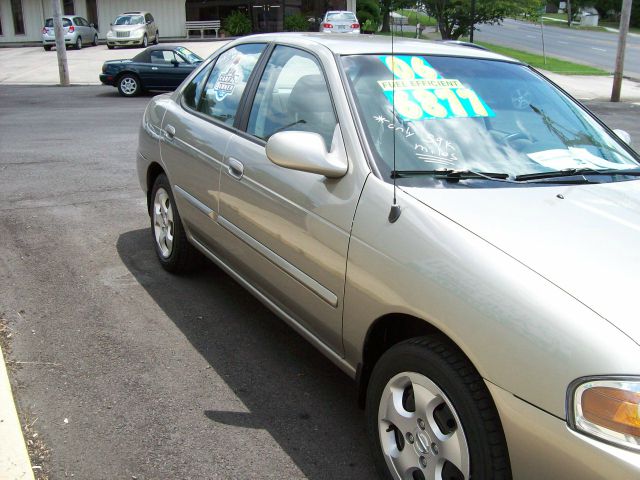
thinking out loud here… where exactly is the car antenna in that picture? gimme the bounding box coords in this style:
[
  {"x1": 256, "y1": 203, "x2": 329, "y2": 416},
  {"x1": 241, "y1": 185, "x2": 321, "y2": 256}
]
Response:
[{"x1": 388, "y1": 17, "x2": 402, "y2": 223}]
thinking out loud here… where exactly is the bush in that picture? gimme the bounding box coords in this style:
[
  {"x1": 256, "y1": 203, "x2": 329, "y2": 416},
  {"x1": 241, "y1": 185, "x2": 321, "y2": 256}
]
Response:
[
  {"x1": 362, "y1": 18, "x2": 379, "y2": 32},
  {"x1": 223, "y1": 10, "x2": 252, "y2": 36},
  {"x1": 284, "y1": 13, "x2": 309, "y2": 31},
  {"x1": 357, "y1": 0, "x2": 381, "y2": 26}
]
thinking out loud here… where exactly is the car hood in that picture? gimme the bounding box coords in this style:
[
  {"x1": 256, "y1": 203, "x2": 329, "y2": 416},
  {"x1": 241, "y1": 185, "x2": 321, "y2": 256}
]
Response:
[{"x1": 404, "y1": 180, "x2": 640, "y2": 344}]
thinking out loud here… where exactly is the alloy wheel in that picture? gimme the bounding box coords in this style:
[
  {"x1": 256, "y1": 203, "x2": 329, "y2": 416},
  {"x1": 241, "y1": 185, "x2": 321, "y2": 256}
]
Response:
[
  {"x1": 153, "y1": 188, "x2": 174, "y2": 258},
  {"x1": 378, "y1": 372, "x2": 470, "y2": 480},
  {"x1": 119, "y1": 77, "x2": 138, "y2": 96}
]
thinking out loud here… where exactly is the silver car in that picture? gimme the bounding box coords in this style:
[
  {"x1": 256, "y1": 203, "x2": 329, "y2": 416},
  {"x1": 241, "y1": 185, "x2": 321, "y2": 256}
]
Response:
[
  {"x1": 320, "y1": 10, "x2": 360, "y2": 33},
  {"x1": 137, "y1": 34, "x2": 640, "y2": 479},
  {"x1": 42, "y1": 15, "x2": 98, "y2": 51},
  {"x1": 106, "y1": 11, "x2": 159, "y2": 49}
]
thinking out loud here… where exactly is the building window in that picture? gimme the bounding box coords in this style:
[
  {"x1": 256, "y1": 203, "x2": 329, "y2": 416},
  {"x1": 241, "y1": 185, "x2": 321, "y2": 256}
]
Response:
[
  {"x1": 0, "y1": 12, "x2": 3, "y2": 36},
  {"x1": 10, "y1": 0, "x2": 24, "y2": 35},
  {"x1": 63, "y1": 0, "x2": 75, "y2": 15}
]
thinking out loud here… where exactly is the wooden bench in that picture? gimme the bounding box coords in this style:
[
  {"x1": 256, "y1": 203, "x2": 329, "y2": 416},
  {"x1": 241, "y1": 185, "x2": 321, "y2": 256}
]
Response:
[{"x1": 185, "y1": 20, "x2": 221, "y2": 39}]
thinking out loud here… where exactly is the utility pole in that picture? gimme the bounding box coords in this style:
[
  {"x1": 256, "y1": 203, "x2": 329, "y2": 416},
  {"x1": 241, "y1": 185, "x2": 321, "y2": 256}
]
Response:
[
  {"x1": 611, "y1": 0, "x2": 633, "y2": 102},
  {"x1": 469, "y1": 0, "x2": 476, "y2": 42},
  {"x1": 52, "y1": 0, "x2": 70, "y2": 86},
  {"x1": 566, "y1": 0, "x2": 572, "y2": 27}
]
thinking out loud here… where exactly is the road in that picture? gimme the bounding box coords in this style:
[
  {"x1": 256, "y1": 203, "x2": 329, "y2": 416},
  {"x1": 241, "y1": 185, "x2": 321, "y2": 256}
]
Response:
[
  {"x1": 474, "y1": 19, "x2": 640, "y2": 79},
  {"x1": 1, "y1": 86, "x2": 639, "y2": 479}
]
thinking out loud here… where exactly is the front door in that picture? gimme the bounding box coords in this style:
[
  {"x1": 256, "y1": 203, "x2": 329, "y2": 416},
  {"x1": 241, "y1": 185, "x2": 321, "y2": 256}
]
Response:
[
  {"x1": 251, "y1": 3, "x2": 281, "y2": 32},
  {"x1": 218, "y1": 45, "x2": 366, "y2": 355}
]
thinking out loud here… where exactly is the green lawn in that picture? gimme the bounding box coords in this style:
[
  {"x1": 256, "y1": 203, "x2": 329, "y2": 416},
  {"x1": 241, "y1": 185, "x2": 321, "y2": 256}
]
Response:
[
  {"x1": 477, "y1": 42, "x2": 610, "y2": 75},
  {"x1": 394, "y1": 9, "x2": 437, "y2": 27}
]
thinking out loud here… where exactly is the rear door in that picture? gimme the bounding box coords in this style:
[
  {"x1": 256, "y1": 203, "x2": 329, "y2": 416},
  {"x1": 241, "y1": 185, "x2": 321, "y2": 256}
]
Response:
[{"x1": 159, "y1": 43, "x2": 267, "y2": 248}]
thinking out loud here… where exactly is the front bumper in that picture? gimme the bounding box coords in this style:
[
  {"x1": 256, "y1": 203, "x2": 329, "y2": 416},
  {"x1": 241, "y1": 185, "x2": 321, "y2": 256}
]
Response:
[
  {"x1": 106, "y1": 32, "x2": 145, "y2": 46},
  {"x1": 488, "y1": 381, "x2": 640, "y2": 478}
]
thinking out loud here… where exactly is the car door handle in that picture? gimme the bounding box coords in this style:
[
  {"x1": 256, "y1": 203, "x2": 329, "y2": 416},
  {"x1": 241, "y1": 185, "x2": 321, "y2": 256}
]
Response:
[
  {"x1": 228, "y1": 157, "x2": 244, "y2": 180},
  {"x1": 152, "y1": 66, "x2": 158, "y2": 70},
  {"x1": 165, "y1": 125, "x2": 176, "y2": 139}
]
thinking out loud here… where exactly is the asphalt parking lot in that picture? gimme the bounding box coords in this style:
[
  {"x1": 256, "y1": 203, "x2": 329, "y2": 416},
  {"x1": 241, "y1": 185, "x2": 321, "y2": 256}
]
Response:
[{"x1": 1, "y1": 85, "x2": 639, "y2": 479}]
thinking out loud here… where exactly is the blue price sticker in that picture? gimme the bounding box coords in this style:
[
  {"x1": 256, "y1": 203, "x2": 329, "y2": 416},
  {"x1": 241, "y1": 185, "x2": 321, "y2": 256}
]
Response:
[{"x1": 378, "y1": 55, "x2": 495, "y2": 121}]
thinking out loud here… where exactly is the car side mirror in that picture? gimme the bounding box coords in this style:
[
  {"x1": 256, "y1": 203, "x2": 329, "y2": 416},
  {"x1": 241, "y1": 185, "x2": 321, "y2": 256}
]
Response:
[
  {"x1": 171, "y1": 59, "x2": 179, "y2": 67},
  {"x1": 614, "y1": 129, "x2": 632, "y2": 146},
  {"x1": 266, "y1": 125, "x2": 348, "y2": 178}
]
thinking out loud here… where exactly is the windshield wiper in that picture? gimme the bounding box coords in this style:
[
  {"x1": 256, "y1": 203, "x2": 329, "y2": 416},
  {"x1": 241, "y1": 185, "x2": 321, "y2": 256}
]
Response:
[
  {"x1": 515, "y1": 167, "x2": 640, "y2": 182},
  {"x1": 391, "y1": 169, "x2": 510, "y2": 182}
]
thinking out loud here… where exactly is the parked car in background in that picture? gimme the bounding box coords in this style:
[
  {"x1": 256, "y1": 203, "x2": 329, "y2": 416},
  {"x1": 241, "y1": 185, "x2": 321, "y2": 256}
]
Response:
[
  {"x1": 106, "y1": 11, "x2": 159, "y2": 49},
  {"x1": 42, "y1": 15, "x2": 98, "y2": 50},
  {"x1": 319, "y1": 10, "x2": 360, "y2": 33},
  {"x1": 100, "y1": 45, "x2": 202, "y2": 97},
  {"x1": 136, "y1": 33, "x2": 640, "y2": 479}
]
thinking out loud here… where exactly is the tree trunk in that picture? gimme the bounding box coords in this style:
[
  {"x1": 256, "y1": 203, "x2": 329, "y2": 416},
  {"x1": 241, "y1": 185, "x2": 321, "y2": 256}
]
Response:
[
  {"x1": 382, "y1": 11, "x2": 390, "y2": 32},
  {"x1": 567, "y1": 0, "x2": 572, "y2": 27}
]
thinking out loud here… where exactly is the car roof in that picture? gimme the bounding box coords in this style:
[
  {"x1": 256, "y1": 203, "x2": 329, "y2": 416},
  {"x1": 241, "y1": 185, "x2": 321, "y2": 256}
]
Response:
[
  {"x1": 131, "y1": 45, "x2": 188, "y2": 62},
  {"x1": 233, "y1": 33, "x2": 519, "y2": 62},
  {"x1": 119, "y1": 11, "x2": 148, "y2": 15}
]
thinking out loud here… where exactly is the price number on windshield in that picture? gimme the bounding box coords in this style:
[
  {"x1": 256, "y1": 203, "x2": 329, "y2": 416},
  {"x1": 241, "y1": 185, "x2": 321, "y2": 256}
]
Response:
[{"x1": 393, "y1": 87, "x2": 492, "y2": 121}]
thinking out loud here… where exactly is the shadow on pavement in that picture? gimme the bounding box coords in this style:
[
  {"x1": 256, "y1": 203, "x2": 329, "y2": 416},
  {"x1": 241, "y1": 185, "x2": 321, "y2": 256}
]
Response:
[{"x1": 116, "y1": 228, "x2": 378, "y2": 479}]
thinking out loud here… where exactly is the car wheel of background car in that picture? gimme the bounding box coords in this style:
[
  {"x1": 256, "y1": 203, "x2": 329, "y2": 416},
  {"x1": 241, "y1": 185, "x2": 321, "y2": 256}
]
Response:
[
  {"x1": 92, "y1": 35, "x2": 98, "y2": 46},
  {"x1": 153, "y1": 31, "x2": 159, "y2": 44},
  {"x1": 366, "y1": 336, "x2": 512, "y2": 480},
  {"x1": 142, "y1": 34, "x2": 148, "y2": 48},
  {"x1": 107, "y1": 44, "x2": 114, "y2": 50},
  {"x1": 43, "y1": 45, "x2": 52, "y2": 51},
  {"x1": 75, "y1": 37, "x2": 82, "y2": 50},
  {"x1": 150, "y1": 174, "x2": 202, "y2": 273},
  {"x1": 117, "y1": 74, "x2": 141, "y2": 97}
]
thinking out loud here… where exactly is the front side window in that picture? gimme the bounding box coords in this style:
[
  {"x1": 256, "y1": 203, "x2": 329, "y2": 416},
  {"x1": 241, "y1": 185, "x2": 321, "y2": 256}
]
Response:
[
  {"x1": 198, "y1": 43, "x2": 266, "y2": 126},
  {"x1": 343, "y1": 55, "x2": 640, "y2": 186},
  {"x1": 10, "y1": 0, "x2": 24, "y2": 35},
  {"x1": 151, "y1": 50, "x2": 183, "y2": 64},
  {"x1": 247, "y1": 46, "x2": 337, "y2": 149}
]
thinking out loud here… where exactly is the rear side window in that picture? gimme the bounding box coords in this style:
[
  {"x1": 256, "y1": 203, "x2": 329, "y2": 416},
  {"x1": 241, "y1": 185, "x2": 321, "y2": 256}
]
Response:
[
  {"x1": 45, "y1": 18, "x2": 72, "y2": 27},
  {"x1": 198, "y1": 43, "x2": 266, "y2": 127}
]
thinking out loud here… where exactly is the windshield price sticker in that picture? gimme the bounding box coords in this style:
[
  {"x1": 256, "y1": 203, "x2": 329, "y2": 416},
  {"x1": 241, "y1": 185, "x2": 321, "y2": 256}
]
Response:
[{"x1": 378, "y1": 55, "x2": 494, "y2": 121}]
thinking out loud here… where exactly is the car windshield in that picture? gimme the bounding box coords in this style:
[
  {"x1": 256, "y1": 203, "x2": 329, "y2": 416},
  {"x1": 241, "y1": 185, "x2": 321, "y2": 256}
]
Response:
[
  {"x1": 327, "y1": 12, "x2": 356, "y2": 22},
  {"x1": 45, "y1": 18, "x2": 72, "y2": 27},
  {"x1": 114, "y1": 15, "x2": 144, "y2": 25},
  {"x1": 176, "y1": 47, "x2": 202, "y2": 63},
  {"x1": 342, "y1": 54, "x2": 639, "y2": 185}
]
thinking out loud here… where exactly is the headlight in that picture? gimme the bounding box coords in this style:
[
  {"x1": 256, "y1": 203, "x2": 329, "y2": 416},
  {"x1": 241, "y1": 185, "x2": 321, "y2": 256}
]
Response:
[{"x1": 569, "y1": 377, "x2": 640, "y2": 451}]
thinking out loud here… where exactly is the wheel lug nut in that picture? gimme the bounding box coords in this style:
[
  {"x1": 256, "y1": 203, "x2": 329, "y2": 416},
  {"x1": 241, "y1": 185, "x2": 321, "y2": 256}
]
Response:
[
  {"x1": 417, "y1": 418, "x2": 426, "y2": 430},
  {"x1": 406, "y1": 432, "x2": 414, "y2": 444},
  {"x1": 431, "y1": 442, "x2": 439, "y2": 455},
  {"x1": 419, "y1": 456, "x2": 427, "y2": 468}
]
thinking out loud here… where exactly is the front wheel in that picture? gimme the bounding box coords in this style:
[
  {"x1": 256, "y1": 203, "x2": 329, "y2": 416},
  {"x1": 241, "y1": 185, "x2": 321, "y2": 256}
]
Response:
[
  {"x1": 366, "y1": 337, "x2": 511, "y2": 480},
  {"x1": 107, "y1": 44, "x2": 114, "y2": 50},
  {"x1": 150, "y1": 174, "x2": 202, "y2": 273},
  {"x1": 92, "y1": 35, "x2": 98, "y2": 46},
  {"x1": 141, "y1": 34, "x2": 148, "y2": 48},
  {"x1": 43, "y1": 45, "x2": 52, "y2": 51},
  {"x1": 75, "y1": 36, "x2": 82, "y2": 49},
  {"x1": 153, "y1": 31, "x2": 159, "y2": 44}
]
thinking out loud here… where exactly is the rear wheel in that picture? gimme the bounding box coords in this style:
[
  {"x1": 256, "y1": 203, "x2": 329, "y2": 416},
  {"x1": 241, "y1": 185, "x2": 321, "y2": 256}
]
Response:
[
  {"x1": 153, "y1": 31, "x2": 159, "y2": 44},
  {"x1": 366, "y1": 337, "x2": 511, "y2": 480},
  {"x1": 92, "y1": 34, "x2": 98, "y2": 46},
  {"x1": 75, "y1": 36, "x2": 82, "y2": 50},
  {"x1": 43, "y1": 45, "x2": 52, "y2": 51},
  {"x1": 117, "y1": 74, "x2": 141, "y2": 97},
  {"x1": 150, "y1": 174, "x2": 202, "y2": 273}
]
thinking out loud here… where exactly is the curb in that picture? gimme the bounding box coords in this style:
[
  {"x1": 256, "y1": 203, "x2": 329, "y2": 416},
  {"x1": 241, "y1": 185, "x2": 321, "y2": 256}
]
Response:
[{"x1": 0, "y1": 345, "x2": 35, "y2": 480}]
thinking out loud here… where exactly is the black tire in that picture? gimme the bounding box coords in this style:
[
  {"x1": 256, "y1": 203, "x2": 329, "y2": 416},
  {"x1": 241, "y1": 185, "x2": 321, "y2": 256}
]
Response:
[
  {"x1": 153, "y1": 31, "x2": 159, "y2": 44},
  {"x1": 141, "y1": 34, "x2": 148, "y2": 48},
  {"x1": 75, "y1": 36, "x2": 82, "y2": 50},
  {"x1": 107, "y1": 44, "x2": 114, "y2": 50},
  {"x1": 366, "y1": 336, "x2": 511, "y2": 480},
  {"x1": 150, "y1": 174, "x2": 203, "y2": 273},
  {"x1": 92, "y1": 35, "x2": 98, "y2": 46},
  {"x1": 117, "y1": 73, "x2": 141, "y2": 97},
  {"x1": 43, "y1": 45, "x2": 52, "y2": 51}
]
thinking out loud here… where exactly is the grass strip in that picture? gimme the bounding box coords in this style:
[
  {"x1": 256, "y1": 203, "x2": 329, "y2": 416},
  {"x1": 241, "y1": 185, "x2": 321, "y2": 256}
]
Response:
[{"x1": 477, "y1": 42, "x2": 610, "y2": 75}]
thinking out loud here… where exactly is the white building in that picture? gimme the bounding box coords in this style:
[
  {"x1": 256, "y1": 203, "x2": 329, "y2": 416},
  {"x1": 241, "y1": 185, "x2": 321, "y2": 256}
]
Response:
[{"x1": 0, "y1": 0, "x2": 357, "y2": 44}]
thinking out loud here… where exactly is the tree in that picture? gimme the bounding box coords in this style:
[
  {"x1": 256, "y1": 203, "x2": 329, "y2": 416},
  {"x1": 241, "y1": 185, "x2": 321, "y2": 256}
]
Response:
[
  {"x1": 379, "y1": 0, "x2": 415, "y2": 32},
  {"x1": 424, "y1": 0, "x2": 520, "y2": 40},
  {"x1": 357, "y1": 0, "x2": 382, "y2": 29}
]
